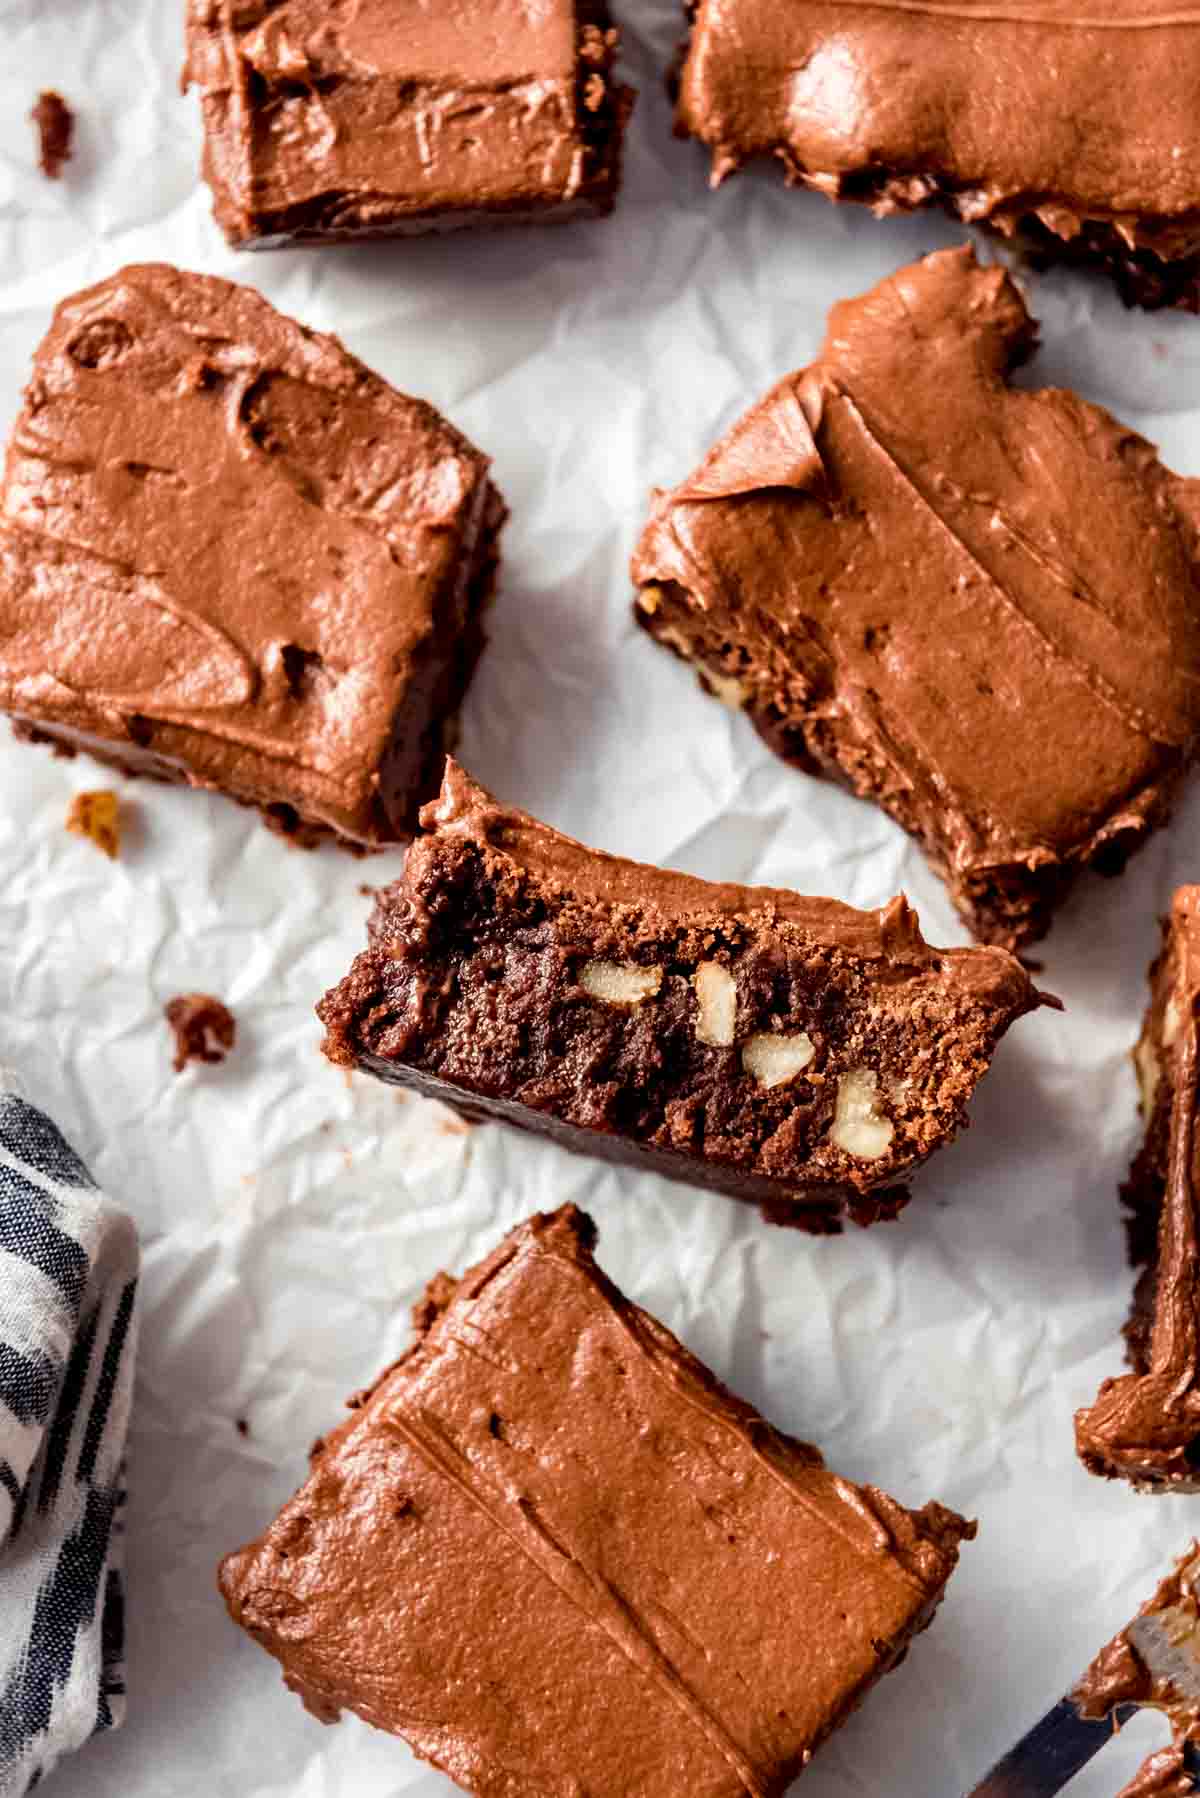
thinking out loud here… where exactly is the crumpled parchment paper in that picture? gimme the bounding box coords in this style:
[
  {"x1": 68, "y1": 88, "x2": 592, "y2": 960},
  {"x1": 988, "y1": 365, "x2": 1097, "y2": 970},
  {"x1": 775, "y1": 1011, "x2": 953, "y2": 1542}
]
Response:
[{"x1": 3, "y1": 1, "x2": 1200, "y2": 1792}]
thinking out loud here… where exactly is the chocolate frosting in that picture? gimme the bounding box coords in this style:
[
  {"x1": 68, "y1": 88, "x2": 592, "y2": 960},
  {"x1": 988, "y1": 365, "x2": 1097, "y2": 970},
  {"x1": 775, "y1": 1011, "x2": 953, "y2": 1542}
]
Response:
[
  {"x1": 185, "y1": 0, "x2": 630, "y2": 246},
  {"x1": 421, "y1": 758, "x2": 1035, "y2": 1001},
  {"x1": 632, "y1": 247, "x2": 1200, "y2": 947},
  {"x1": 1076, "y1": 889, "x2": 1200, "y2": 1486},
  {"x1": 1072, "y1": 1545, "x2": 1200, "y2": 1798},
  {"x1": 220, "y1": 1206, "x2": 972, "y2": 1794},
  {"x1": 0, "y1": 264, "x2": 501, "y2": 844},
  {"x1": 677, "y1": 0, "x2": 1200, "y2": 255}
]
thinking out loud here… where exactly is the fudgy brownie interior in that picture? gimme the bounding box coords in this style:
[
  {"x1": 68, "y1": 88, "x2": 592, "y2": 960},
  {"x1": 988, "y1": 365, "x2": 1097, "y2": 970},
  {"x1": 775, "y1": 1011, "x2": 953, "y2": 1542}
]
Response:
[{"x1": 320, "y1": 761, "x2": 1042, "y2": 1228}]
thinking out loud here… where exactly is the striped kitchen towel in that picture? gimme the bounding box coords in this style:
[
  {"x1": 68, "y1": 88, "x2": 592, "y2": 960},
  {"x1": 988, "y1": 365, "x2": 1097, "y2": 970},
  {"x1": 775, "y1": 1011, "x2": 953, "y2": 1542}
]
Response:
[{"x1": 0, "y1": 1082, "x2": 138, "y2": 1797}]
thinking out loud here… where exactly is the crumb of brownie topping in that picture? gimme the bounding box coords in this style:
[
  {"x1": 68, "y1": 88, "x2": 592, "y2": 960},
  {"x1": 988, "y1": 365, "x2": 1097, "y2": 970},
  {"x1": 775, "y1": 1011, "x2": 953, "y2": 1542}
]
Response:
[
  {"x1": 65, "y1": 790, "x2": 120, "y2": 859},
  {"x1": 31, "y1": 91, "x2": 74, "y2": 179},
  {"x1": 165, "y1": 993, "x2": 237, "y2": 1074}
]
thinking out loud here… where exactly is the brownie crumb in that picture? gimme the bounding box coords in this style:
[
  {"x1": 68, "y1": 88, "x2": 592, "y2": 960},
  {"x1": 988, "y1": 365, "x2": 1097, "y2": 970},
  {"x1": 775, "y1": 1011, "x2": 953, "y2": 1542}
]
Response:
[
  {"x1": 32, "y1": 91, "x2": 74, "y2": 180},
  {"x1": 66, "y1": 789, "x2": 120, "y2": 859},
  {"x1": 165, "y1": 993, "x2": 237, "y2": 1073}
]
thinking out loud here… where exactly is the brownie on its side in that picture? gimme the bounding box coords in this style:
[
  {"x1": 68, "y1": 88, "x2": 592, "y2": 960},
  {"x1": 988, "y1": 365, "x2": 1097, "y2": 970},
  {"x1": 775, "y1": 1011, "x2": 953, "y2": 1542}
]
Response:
[
  {"x1": 319, "y1": 759, "x2": 1043, "y2": 1231},
  {"x1": 185, "y1": 0, "x2": 634, "y2": 250},
  {"x1": 632, "y1": 248, "x2": 1200, "y2": 951},
  {"x1": 675, "y1": 1, "x2": 1200, "y2": 312},
  {"x1": 221, "y1": 1206, "x2": 973, "y2": 1795},
  {"x1": 1076, "y1": 889, "x2": 1200, "y2": 1491},
  {"x1": 0, "y1": 265, "x2": 505, "y2": 849}
]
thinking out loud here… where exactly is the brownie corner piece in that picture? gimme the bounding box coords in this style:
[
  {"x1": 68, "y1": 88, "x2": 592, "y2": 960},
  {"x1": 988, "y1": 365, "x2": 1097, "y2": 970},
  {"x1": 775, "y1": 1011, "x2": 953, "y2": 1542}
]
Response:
[
  {"x1": 220, "y1": 1203, "x2": 972, "y2": 1793},
  {"x1": 0, "y1": 263, "x2": 505, "y2": 849},
  {"x1": 184, "y1": 0, "x2": 635, "y2": 248},
  {"x1": 632, "y1": 245, "x2": 1200, "y2": 950},
  {"x1": 317, "y1": 757, "x2": 1043, "y2": 1227},
  {"x1": 1076, "y1": 887, "x2": 1200, "y2": 1491},
  {"x1": 674, "y1": 1, "x2": 1200, "y2": 311}
]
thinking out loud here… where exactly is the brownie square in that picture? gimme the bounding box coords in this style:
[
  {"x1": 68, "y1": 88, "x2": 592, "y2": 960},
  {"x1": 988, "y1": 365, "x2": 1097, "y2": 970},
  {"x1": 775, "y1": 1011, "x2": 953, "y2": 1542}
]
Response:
[
  {"x1": 318, "y1": 759, "x2": 1042, "y2": 1230},
  {"x1": 185, "y1": 0, "x2": 634, "y2": 249},
  {"x1": 632, "y1": 248, "x2": 1200, "y2": 950},
  {"x1": 675, "y1": 0, "x2": 1200, "y2": 311},
  {"x1": 0, "y1": 264, "x2": 505, "y2": 848},
  {"x1": 1076, "y1": 888, "x2": 1200, "y2": 1490},
  {"x1": 221, "y1": 1206, "x2": 972, "y2": 1794}
]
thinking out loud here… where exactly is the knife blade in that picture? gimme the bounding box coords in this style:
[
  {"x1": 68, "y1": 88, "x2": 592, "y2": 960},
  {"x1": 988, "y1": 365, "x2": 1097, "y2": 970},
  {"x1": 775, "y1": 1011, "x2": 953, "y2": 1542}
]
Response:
[
  {"x1": 965, "y1": 1548, "x2": 1200, "y2": 1797},
  {"x1": 967, "y1": 1696, "x2": 1139, "y2": 1796}
]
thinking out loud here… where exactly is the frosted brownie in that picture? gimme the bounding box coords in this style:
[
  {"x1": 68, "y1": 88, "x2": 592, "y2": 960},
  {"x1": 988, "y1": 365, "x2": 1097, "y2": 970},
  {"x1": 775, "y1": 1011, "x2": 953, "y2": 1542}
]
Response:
[
  {"x1": 675, "y1": 0, "x2": 1200, "y2": 311},
  {"x1": 318, "y1": 759, "x2": 1043, "y2": 1230},
  {"x1": 0, "y1": 265, "x2": 505, "y2": 848},
  {"x1": 185, "y1": 0, "x2": 634, "y2": 248},
  {"x1": 1077, "y1": 889, "x2": 1200, "y2": 1490},
  {"x1": 633, "y1": 248, "x2": 1200, "y2": 949},
  {"x1": 221, "y1": 1205, "x2": 973, "y2": 1794}
]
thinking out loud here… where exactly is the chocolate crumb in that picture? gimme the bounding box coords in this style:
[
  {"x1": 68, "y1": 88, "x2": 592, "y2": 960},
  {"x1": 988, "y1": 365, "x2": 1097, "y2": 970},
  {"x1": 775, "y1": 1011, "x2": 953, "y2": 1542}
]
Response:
[
  {"x1": 32, "y1": 91, "x2": 74, "y2": 180},
  {"x1": 66, "y1": 790, "x2": 120, "y2": 859},
  {"x1": 165, "y1": 993, "x2": 237, "y2": 1074}
]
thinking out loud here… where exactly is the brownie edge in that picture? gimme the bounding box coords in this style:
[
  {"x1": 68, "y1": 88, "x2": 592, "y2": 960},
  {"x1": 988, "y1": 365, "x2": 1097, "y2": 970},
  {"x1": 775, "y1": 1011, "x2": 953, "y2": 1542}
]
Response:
[
  {"x1": 220, "y1": 1204, "x2": 973, "y2": 1796},
  {"x1": 1076, "y1": 888, "x2": 1200, "y2": 1491}
]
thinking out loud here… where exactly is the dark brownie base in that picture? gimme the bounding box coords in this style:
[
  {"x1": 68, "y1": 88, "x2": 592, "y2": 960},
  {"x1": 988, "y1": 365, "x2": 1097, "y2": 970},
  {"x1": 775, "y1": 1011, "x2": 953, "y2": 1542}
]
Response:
[
  {"x1": 356, "y1": 1054, "x2": 906, "y2": 1233},
  {"x1": 1013, "y1": 215, "x2": 1200, "y2": 315}
]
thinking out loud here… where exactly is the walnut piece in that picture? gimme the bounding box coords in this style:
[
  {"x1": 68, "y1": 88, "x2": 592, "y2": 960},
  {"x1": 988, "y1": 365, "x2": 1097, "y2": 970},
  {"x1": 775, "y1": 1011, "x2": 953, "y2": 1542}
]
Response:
[
  {"x1": 742, "y1": 1031, "x2": 815, "y2": 1090},
  {"x1": 830, "y1": 1069, "x2": 894, "y2": 1159},
  {"x1": 579, "y1": 961, "x2": 663, "y2": 1006},
  {"x1": 1134, "y1": 1030, "x2": 1161, "y2": 1116},
  {"x1": 693, "y1": 962, "x2": 737, "y2": 1047},
  {"x1": 1164, "y1": 992, "x2": 1186, "y2": 1047},
  {"x1": 165, "y1": 993, "x2": 237, "y2": 1074},
  {"x1": 699, "y1": 665, "x2": 750, "y2": 710},
  {"x1": 65, "y1": 789, "x2": 120, "y2": 859}
]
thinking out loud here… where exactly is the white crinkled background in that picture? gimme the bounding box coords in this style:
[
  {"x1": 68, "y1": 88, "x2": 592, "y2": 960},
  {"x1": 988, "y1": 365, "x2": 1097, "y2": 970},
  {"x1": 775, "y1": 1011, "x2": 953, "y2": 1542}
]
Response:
[{"x1": 3, "y1": 1, "x2": 1200, "y2": 1792}]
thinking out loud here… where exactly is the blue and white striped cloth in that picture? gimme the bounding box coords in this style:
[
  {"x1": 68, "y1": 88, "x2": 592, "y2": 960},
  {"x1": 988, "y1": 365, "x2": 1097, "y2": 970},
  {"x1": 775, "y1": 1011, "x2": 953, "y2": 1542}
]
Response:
[{"x1": 0, "y1": 1083, "x2": 138, "y2": 1797}]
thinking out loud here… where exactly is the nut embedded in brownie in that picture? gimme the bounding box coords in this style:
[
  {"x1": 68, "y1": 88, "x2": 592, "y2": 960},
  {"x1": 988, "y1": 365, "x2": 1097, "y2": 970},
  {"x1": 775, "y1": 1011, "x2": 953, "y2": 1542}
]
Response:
[
  {"x1": 220, "y1": 1205, "x2": 974, "y2": 1795},
  {"x1": 674, "y1": 0, "x2": 1200, "y2": 311},
  {"x1": 0, "y1": 264, "x2": 505, "y2": 849},
  {"x1": 632, "y1": 248, "x2": 1200, "y2": 951},
  {"x1": 318, "y1": 759, "x2": 1046, "y2": 1231},
  {"x1": 1076, "y1": 889, "x2": 1200, "y2": 1491},
  {"x1": 184, "y1": 0, "x2": 635, "y2": 249}
]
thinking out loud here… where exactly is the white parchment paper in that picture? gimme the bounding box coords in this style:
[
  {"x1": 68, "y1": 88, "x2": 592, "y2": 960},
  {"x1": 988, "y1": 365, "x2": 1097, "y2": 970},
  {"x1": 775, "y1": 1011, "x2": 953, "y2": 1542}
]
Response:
[{"x1": 4, "y1": 2, "x2": 1200, "y2": 1792}]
